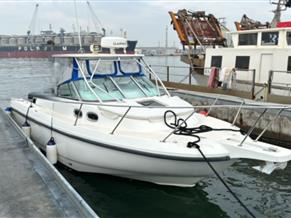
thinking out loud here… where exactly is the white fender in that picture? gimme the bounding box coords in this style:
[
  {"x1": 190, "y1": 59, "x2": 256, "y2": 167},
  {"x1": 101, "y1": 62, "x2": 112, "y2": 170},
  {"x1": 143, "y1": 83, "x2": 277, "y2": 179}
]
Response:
[
  {"x1": 46, "y1": 137, "x2": 57, "y2": 164},
  {"x1": 21, "y1": 121, "x2": 31, "y2": 137}
]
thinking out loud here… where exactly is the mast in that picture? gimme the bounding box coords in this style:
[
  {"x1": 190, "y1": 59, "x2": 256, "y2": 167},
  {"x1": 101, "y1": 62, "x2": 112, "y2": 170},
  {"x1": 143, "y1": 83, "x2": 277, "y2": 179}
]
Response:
[
  {"x1": 270, "y1": 0, "x2": 291, "y2": 27},
  {"x1": 165, "y1": 25, "x2": 168, "y2": 54}
]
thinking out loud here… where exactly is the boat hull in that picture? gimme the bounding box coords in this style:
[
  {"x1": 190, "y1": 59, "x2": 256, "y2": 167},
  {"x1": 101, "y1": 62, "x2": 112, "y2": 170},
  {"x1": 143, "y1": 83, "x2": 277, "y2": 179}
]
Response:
[{"x1": 11, "y1": 110, "x2": 233, "y2": 187}]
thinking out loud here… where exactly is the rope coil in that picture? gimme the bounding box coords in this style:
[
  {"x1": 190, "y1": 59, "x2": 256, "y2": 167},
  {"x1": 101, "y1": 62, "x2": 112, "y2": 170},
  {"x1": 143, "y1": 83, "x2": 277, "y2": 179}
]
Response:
[{"x1": 163, "y1": 110, "x2": 240, "y2": 145}]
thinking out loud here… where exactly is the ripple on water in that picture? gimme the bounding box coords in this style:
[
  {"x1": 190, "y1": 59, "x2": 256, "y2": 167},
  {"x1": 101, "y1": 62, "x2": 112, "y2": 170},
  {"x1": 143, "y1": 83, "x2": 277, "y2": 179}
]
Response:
[
  {"x1": 204, "y1": 160, "x2": 291, "y2": 218},
  {"x1": 0, "y1": 59, "x2": 57, "y2": 108}
]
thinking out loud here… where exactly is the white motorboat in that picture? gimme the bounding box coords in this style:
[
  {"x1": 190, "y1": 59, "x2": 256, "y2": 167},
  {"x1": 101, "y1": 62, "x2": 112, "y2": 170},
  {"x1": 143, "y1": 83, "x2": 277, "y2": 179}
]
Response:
[{"x1": 10, "y1": 37, "x2": 291, "y2": 187}]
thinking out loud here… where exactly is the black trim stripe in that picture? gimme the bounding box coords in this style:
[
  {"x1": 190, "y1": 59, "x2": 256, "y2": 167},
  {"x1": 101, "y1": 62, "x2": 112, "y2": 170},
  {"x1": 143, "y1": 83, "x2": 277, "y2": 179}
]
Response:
[{"x1": 12, "y1": 108, "x2": 230, "y2": 162}]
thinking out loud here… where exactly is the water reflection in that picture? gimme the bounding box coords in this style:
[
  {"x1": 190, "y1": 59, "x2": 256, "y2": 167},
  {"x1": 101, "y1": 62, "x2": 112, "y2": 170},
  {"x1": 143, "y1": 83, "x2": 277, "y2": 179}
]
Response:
[{"x1": 57, "y1": 163, "x2": 228, "y2": 218}]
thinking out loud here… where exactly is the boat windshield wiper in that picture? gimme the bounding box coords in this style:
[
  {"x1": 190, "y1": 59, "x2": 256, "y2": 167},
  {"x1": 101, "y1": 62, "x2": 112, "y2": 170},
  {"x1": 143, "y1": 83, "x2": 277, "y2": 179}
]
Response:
[
  {"x1": 88, "y1": 80, "x2": 120, "y2": 101},
  {"x1": 108, "y1": 76, "x2": 126, "y2": 98},
  {"x1": 130, "y1": 76, "x2": 148, "y2": 97},
  {"x1": 102, "y1": 82, "x2": 109, "y2": 93}
]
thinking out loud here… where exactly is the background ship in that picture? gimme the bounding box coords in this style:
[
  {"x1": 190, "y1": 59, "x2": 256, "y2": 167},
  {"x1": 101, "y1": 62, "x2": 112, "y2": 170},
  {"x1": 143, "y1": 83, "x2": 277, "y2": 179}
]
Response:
[
  {"x1": 0, "y1": 3, "x2": 137, "y2": 58},
  {"x1": 0, "y1": 30, "x2": 137, "y2": 58}
]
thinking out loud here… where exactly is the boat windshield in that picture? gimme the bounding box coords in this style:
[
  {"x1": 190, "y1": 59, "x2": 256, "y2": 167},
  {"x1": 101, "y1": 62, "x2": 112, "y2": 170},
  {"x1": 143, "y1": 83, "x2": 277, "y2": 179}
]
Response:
[
  {"x1": 56, "y1": 56, "x2": 168, "y2": 102},
  {"x1": 60, "y1": 75, "x2": 161, "y2": 101}
]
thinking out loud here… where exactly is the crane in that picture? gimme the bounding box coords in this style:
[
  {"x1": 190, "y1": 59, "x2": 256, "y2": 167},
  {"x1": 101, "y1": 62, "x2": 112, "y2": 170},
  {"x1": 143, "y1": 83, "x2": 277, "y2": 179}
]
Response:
[
  {"x1": 27, "y1": 3, "x2": 39, "y2": 44},
  {"x1": 86, "y1": 1, "x2": 106, "y2": 36},
  {"x1": 235, "y1": 1, "x2": 291, "y2": 30}
]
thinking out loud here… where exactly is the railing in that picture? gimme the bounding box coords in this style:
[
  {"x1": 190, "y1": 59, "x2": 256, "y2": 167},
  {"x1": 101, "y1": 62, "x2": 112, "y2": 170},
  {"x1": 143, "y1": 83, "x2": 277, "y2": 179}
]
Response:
[
  {"x1": 149, "y1": 64, "x2": 257, "y2": 99},
  {"x1": 268, "y1": 70, "x2": 291, "y2": 96},
  {"x1": 47, "y1": 96, "x2": 291, "y2": 146},
  {"x1": 110, "y1": 106, "x2": 131, "y2": 135},
  {"x1": 148, "y1": 65, "x2": 194, "y2": 84}
]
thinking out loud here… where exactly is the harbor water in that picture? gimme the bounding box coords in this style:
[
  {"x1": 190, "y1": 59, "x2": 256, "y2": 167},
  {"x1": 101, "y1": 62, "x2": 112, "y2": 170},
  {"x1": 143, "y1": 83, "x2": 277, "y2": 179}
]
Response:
[{"x1": 1, "y1": 57, "x2": 291, "y2": 218}]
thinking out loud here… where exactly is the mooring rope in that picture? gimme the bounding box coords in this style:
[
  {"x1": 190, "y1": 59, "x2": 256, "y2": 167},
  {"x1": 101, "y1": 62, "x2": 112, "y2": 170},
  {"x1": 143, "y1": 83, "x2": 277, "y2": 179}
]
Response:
[
  {"x1": 191, "y1": 142, "x2": 256, "y2": 218},
  {"x1": 164, "y1": 110, "x2": 256, "y2": 218}
]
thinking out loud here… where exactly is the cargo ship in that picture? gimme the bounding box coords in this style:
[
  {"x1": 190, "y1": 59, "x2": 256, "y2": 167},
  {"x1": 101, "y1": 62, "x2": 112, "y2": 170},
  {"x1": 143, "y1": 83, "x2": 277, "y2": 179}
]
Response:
[
  {"x1": 0, "y1": 2, "x2": 137, "y2": 58},
  {"x1": 0, "y1": 30, "x2": 137, "y2": 58}
]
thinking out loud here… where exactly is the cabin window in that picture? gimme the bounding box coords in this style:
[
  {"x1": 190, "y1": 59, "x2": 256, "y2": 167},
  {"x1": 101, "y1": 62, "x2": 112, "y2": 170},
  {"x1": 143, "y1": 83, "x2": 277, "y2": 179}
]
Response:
[
  {"x1": 238, "y1": 33, "x2": 257, "y2": 46},
  {"x1": 73, "y1": 78, "x2": 122, "y2": 101},
  {"x1": 57, "y1": 83, "x2": 79, "y2": 99},
  {"x1": 68, "y1": 83, "x2": 79, "y2": 99},
  {"x1": 113, "y1": 76, "x2": 146, "y2": 99},
  {"x1": 134, "y1": 76, "x2": 159, "y2": 97},
  {"x1": 74, "y1": 109, "x2": 83, "y2": 118},
  {"x1": 72, "y1": 75, "x2": 158, "y2": 101},
  {"x1": 90, "y1": 77, "x2": 124, "y2": 100},
  {"x1": 87, "y1": 112, "x2": 98, "y2": 121},
  {"x1": 288, "y1": 57, "x2": 291, "y2": 72},
  {"x1": 119, "y1": 60, "x2": 142, "y2": 74},
  {"x1": 287, "y1": 32, "x2": 291, "y2": 45},
  {"x1": 57, "y1": 83, "x2": 71, "y2": 97},
  {"x1": 235, "y1": 56, "x2": 250, "y2": 70},
  {"x1": 261, "y1": 32, "x2": 279, "y2": 45},
  {"x1": 86, "y1": 60, "x2": 116, "y2": 76},
  {"x1": 210, "y1": 56, "x2": 222, "y2": 68}
]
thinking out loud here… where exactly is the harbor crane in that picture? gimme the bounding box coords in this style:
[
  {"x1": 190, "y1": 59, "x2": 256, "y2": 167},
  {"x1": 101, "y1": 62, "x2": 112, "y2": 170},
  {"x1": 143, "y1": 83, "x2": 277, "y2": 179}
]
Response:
[
  {"x1": 27, "y1": 3, "x2": 39, "y2": 44},
  {"x1": 86, "y1": 1, "x2": 106, "y2": 36}
]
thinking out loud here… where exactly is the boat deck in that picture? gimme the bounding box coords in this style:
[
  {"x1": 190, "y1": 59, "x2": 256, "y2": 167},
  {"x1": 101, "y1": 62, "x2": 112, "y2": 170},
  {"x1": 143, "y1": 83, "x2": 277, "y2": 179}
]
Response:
[{"x1": 0, "y1": 109, "x2": 97, "y2": 217}]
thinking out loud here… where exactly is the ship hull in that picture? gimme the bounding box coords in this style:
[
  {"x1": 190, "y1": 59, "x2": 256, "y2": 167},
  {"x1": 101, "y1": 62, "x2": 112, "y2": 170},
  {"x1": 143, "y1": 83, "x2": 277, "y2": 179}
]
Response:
[
  {"x1": 0, "y1": 50, "x2": 77, "y2": 58},
  {"x1": 0, "y1": 41, "x2": 137, "y2": 58}
]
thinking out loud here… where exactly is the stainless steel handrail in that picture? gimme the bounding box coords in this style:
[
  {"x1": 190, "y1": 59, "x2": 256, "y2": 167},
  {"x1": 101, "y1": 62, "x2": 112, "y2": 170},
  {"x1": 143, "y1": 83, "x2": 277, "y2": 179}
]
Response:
[
  {"x1": 239, "y1": 109, "x2": 267, "y2": 146},
  {"x1": 74, "y1": 103, "x2": 83, "y2": 126},
  {"x1": 207, "y1": 97, "x2": 218, "y2": 116},
  {"x1": 255, "y1": 108, "x2": 284, "y2": 141},
  {"x1": 26, "y1": 95, "x2": 291, "y2": 110},
  {"x1": 232, "y1": 100, "x2": 244, "y2": 125},
  {"x1": 111, "y1": 106, "x2": 132, "y2": 135}
]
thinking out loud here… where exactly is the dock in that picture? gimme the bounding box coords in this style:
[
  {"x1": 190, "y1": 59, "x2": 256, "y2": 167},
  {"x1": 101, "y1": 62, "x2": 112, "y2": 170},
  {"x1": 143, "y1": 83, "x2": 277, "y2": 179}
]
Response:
[{"x1": 0, "y1": 109, "x2": 98, "y2": 218}]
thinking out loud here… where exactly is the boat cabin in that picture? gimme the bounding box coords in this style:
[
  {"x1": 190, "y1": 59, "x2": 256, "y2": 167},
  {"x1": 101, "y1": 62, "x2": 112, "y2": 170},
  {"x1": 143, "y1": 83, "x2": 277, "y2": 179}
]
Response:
[
  {"x1": 52, "y1": 37, "x2": 169, "y2": 102},
  {"x1": 204, "y1": 27, "x2": 291, "y2": 85}
]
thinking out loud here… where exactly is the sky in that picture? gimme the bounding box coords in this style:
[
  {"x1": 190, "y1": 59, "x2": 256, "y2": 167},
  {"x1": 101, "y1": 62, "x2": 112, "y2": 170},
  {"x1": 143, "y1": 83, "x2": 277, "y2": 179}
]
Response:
[{"x1": 0, "y1": 0, "x2": 290, "y2": 47}]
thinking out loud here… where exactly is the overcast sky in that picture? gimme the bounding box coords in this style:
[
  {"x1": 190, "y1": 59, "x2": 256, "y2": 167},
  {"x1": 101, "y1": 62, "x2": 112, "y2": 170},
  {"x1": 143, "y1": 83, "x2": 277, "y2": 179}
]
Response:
[{"x1": 0, "y1": 0, "x2": 290, "y2": 46}]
